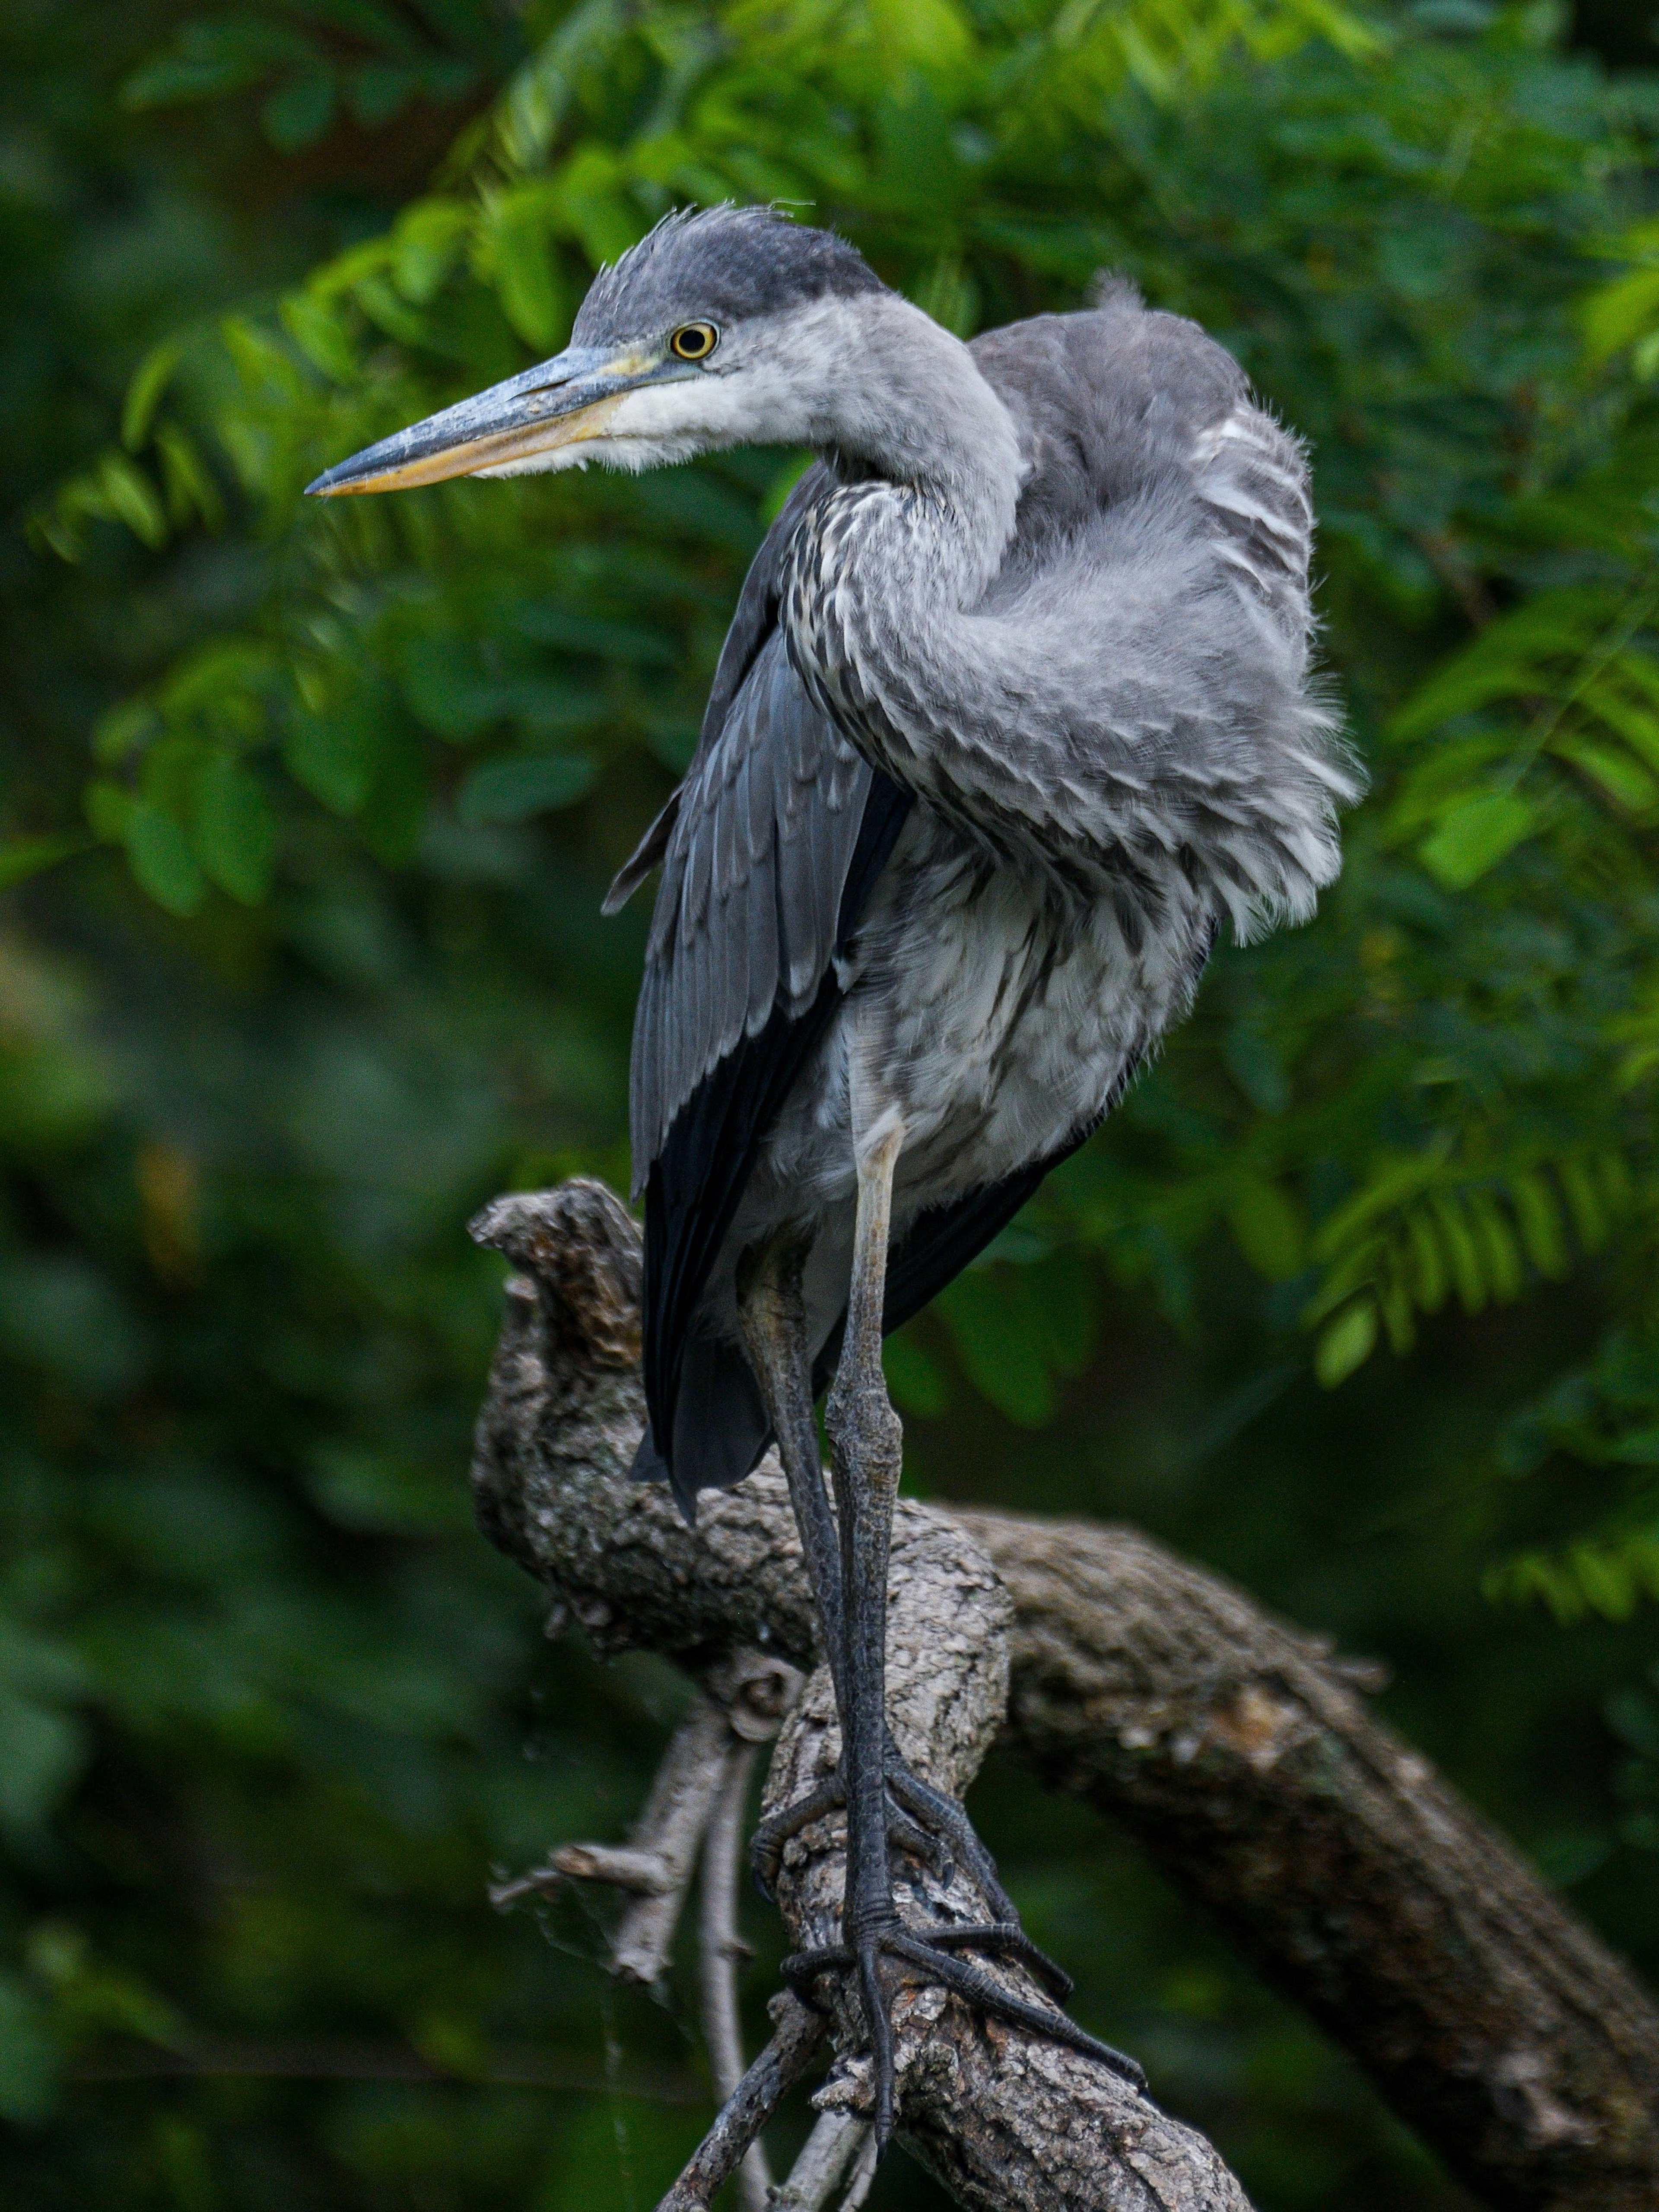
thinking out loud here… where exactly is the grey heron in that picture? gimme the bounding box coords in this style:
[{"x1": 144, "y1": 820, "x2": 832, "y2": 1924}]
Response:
[{"x1": 310, "y1": 204, "x2": 1357, "y2": 2149}]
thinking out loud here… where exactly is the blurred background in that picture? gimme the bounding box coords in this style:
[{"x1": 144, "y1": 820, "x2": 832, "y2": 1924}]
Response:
[{"x1": 3, "y1": 0, "x2": 1659, "y2": 2205}]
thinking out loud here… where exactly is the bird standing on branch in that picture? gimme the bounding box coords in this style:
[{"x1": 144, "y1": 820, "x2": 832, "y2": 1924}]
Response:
[{"x1": 309, "y1": 204, "x2": 1358, "y2": 2153}]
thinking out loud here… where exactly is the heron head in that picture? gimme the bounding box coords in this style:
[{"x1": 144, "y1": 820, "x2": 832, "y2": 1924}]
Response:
[{"x1": 305, "y1": 206, "x2": 889, "y2": 498}]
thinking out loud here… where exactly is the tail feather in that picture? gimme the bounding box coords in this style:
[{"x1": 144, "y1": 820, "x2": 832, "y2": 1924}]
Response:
[{"x1": 632, "y1": 1332, "x2": 772, "y2": 1523}]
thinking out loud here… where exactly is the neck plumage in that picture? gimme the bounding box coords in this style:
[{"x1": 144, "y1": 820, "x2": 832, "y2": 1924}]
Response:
[
  {"x1": 781, "y1": 298, "x2": 1032, "y2": 820},
  {"x1": 778, "y1": 294, "x2": 1350, "y2": 937}
]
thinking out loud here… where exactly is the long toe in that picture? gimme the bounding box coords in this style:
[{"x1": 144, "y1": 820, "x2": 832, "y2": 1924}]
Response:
[
  {"x1": 813, "y1": 1917, "x2": 1145, "y2": 2158},
  {"x1": 750, "y1": 1777, "x2": 845, "y2": 1896},
  {"x1": 749, "y1": 1768, "x2": 952, "y2": 1899},
  {"x1": 924, "y1": 1920, "x2": 1074, "y2": 2004},
  {"x1": 888, "y1": 1929, "x2": 1147, "y2": 2092},
  {"x1": 876, "y1": 1749, "x2": 1071, "y2": 2001}
]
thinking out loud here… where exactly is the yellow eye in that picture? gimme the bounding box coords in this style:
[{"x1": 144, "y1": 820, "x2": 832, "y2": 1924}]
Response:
[{"x1": 670, "y1": 322, "x2": 718, "y2": 362}]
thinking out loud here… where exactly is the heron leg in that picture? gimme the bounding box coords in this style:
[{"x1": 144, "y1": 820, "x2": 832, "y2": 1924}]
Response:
[
  {"x1": 797, "y1": 1112, "x2": 1145, "y2": 2152},
  {"x1": 737, "y1": 1232, "x2": 845, "y2": 1688},
  {"x1": 737, "y1": 1234, "x2": 947, "y2": 1896}
]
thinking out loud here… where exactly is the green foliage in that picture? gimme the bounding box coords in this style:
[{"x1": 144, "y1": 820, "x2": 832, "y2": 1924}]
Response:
[{"x1": 6, "y1": 1, "x2": 1659, "y2": 2207}]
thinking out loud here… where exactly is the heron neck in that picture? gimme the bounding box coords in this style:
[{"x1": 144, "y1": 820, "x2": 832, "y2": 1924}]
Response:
[
  {"x1": 785, "y1": 308, "x2": 1028, "y2": 789},
  {"x1": 823, "y1": 300, "x2": 1025, "y2": 600}
]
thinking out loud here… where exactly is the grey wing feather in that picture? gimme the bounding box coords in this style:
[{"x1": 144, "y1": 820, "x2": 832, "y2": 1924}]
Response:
[
  {"x1": 629, "y1": 633, "x2": 872, "y2": 1188},
  {"x1": 604, "y1": 461, "x2": 829, "y2": 914},
  {"x1": 619, "y1": 464, "x2": 877, "y2": 1190}
]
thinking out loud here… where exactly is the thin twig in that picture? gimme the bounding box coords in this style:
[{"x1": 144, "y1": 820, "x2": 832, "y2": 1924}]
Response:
[
  {"x1": 840, "y1": 2128, "x2": 879, "y2": 2211},
  {"x1": 699, "y1": 1739, "x2": 769, "y2": 2212},
  {"x1": 769, "y1": 2112, "x2": 871, "y2": 2210},
  {"x1": 490, "y1": 1692, "x2": 734, "y2": 1984},
  {"x1": 656, "y1": 1995, "x2": 826, "y2": 2212},
  {"x1": 610, "y1": 1695, "x2": 734, "y2": 1983}
]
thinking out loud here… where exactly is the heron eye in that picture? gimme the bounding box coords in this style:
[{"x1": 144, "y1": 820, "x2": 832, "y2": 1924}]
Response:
[{"x1": 669, "y1": 322, "x2": 718, "y2": 362}]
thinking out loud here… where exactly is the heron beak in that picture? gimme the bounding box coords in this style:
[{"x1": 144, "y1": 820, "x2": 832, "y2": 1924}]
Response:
[{"x1": 304, "y1": 343, "x2": 671, "y2": 497}]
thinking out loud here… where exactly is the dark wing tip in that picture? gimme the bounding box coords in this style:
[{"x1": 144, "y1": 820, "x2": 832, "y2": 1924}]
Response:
[{"x1": 604, "y1": 788, "x2": 683, "y2": 915}]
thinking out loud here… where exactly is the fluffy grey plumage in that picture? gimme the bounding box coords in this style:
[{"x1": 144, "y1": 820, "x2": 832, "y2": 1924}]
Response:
[
  {"x1": 308, "y1": 204, "x2": 1360, "y2": 2140},
  {"x1": 585, "y1": 215, "x2": 1357, "y2": 1499},
  {"x1": 315, "y1": 203, "x2": 1357, "y2": 1501}
]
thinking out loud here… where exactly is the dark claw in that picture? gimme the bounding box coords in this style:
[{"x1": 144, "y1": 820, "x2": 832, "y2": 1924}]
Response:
[
  {"x1": 781, "y1": 1919, "x2": 1145, "y2": 2152},
  {"x1": 861, "y1": 1941, "x2": 899, "y2": 2147},
  {"x1": 779, "y1": 1942, "x2": 852, "y2": 2012},
  {"x1": 922, "y1": 1920, "x2": 1074, "y2": 2005},
  {"x1": 750, "y1": 1767, "x2": 951, "y2": 1900},
  {"x1": 887, "y1": 1929, "x2": 1147, "y2": 2093},
  {"x1": 883, "y1": 1755, "x2": 1014, "y2": 1916},
  {"x1": 750, "y1": 1778, "x2": 842, "y2": 1897},
  {"x1": 884, "y1": 1797, "x2": 953, "y2": 1886},
  {"x1": 759, "y1": 1742, "x2": 1133, "y2": 2151},
  {"x1": 879, "y1": 1754, "x2": 1071, "y2": 2001}
]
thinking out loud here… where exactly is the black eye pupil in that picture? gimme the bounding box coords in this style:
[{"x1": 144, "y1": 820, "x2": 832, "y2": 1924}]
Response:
[{"x1": 674, "y1": 325, "x2": 714, "y2": 360}]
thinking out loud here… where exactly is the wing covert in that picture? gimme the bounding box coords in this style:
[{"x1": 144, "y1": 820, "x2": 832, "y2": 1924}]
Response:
[{"x1": 629, "y1": 630, "x2": 876, "y2": 1190}]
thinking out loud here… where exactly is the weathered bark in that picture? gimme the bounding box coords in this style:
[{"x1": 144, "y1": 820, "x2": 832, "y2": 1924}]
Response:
[
  {"x1": 469, "y1": 1178, "x2": 1659, "y2": 2212},
  {"x1": 965, "y1": 1515, "x2": 1659, "y2": 2212}
]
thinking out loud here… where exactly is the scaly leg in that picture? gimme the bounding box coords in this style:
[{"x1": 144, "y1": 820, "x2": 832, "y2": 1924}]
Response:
[
  {"x1": 738, "y1": 1235, "x2": 943, "y2": 1888},
  {"x1": 787, "y1": 1111, "x2": 1146, "y2": 2152}
]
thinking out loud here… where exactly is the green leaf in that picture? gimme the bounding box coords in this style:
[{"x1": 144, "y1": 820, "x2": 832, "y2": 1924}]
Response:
[
  {"x1": 883, "y1": 1330, "x2": 950, "y2": 1417},
  {"x1": 280, "y1": 290, "x2": 356, "y2": 383},
  {"x1": 359, "y1": 740, "x2": 430, "y2": 866},
  {"x1": 1468, "y1": 1192, "x2": 1523, "y2": 1302},
  {"x1": 285, "y1": 699, "x2": 380, "y2": 815},
  {"x1": 1314, "y1": 1299, "x2": 1378, "y2": 1387},
  {"x1": 124, "y1": 803, "x2": 207, "y2": 917},
  {"x1": 1552, "y1": 735, "x2": 1659, "y2": 815},
  {"x1": 91, "y1": 701, "x2": 160, "y2": 765},
  {"x1": 121, "y1": 340, "x2": 184, "y2": 451},
  {"x1": 263, "y1": 68, "x2": 335, "y2": 152},
  {"x1": 1430, "y1": 1192, "x2": 1487, "y2": 1312},
  {"x1": 457, "y1": 752, "x2": 597, "y2": 825},
  {"x1": 485, "y1": 187, "x2": 566, "y2": 352},
  {"x1": 1227, "y1": 1178, "x2": 1306, "y2": 1279},
  {"x1": 96, "y1": 454, "x2": 168, "y2": 549},
  {"x1": 1583, "y1": 264, "x2": 1659, "y2": 365},
  {"x1": 0, "y1": 1691, "x2": 88, "y2": 1838},
  {"x1": 0, "y1": 833, "x2": 93, "y2": 894},
  {"x1": 1389, "y1": 585, "x2": 1621, "y2": 740},
  {"x1": 1311, "y1": 1144, "x2": 1449, "y2": 1262},
  {"x1": 938, "y1": 1267, "x2": 1056, "y2": 1425},
  {"x1": 0, "y1": 1971, "x2": 58, "y2": 2126},
  {"x1": 1558, "y1": 1156, "x2": 1609, "y2": 1252},
  {"x1": 391, "y1": 199, "x2": 472, "y2": 305},
  {"x1": 192, "y1": 755, "x2": 277, "y2": 903},
  {"x1": 155, "y1": 423, "x2": 224, "y2": 532},
  {"x1": 84, "y1": 778, "x2": 133, "y2": 843},
  {"x1": 1378, "y1": 1264, "x2": 1417, "y2": 1355},
  {"x1": 1510, "y1": 1171, "x2": 1570, "y2": 1279},
  {"x1": 1417, "y1": 790, "x2": 1538, "y2": 889},
  {"x1": 1404, "y1": 1206, "x2": 1449, "y2": 1311}
]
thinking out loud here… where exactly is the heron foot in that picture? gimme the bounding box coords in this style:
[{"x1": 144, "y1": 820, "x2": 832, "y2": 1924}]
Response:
[
  {"x1": 781, "y1": 1914, "x2": 1147, "y2": 2150},
  {"x1": 752, "y1": 1745, "x2": 1076, "y2": 1997},
  {"x1": 750, "y1": 1764, "x2": 951, "y2": 1900}
]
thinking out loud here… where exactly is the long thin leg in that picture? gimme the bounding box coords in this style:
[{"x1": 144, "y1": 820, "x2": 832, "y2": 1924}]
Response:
[
  {"x1": 741, "y1": 1174, "x2": 1147, "y2": 2155},
  {"x1": 737, "y1": 1235, "x2": 845, "y2": 1696},
  {"x1": 739, "y1": 1238, "x2": 943, "y2": 1893},
  {"x1": 823, "y1": 1110, "x2": 907, "y2": 2147}
]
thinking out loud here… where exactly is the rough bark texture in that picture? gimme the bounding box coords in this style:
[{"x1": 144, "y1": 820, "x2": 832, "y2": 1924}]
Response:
[
  {"x1": 469, "y1": 1178, "x2": 1659, "y2": 2212},
  {"x1": 963, "y1": 1515, "x2": 1659, "y2": 2212}
]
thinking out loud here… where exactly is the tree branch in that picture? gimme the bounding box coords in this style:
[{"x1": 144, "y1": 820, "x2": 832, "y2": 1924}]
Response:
[{"x1": 468, "y1": 1179, "x2": 1659, "y2": 2212}]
